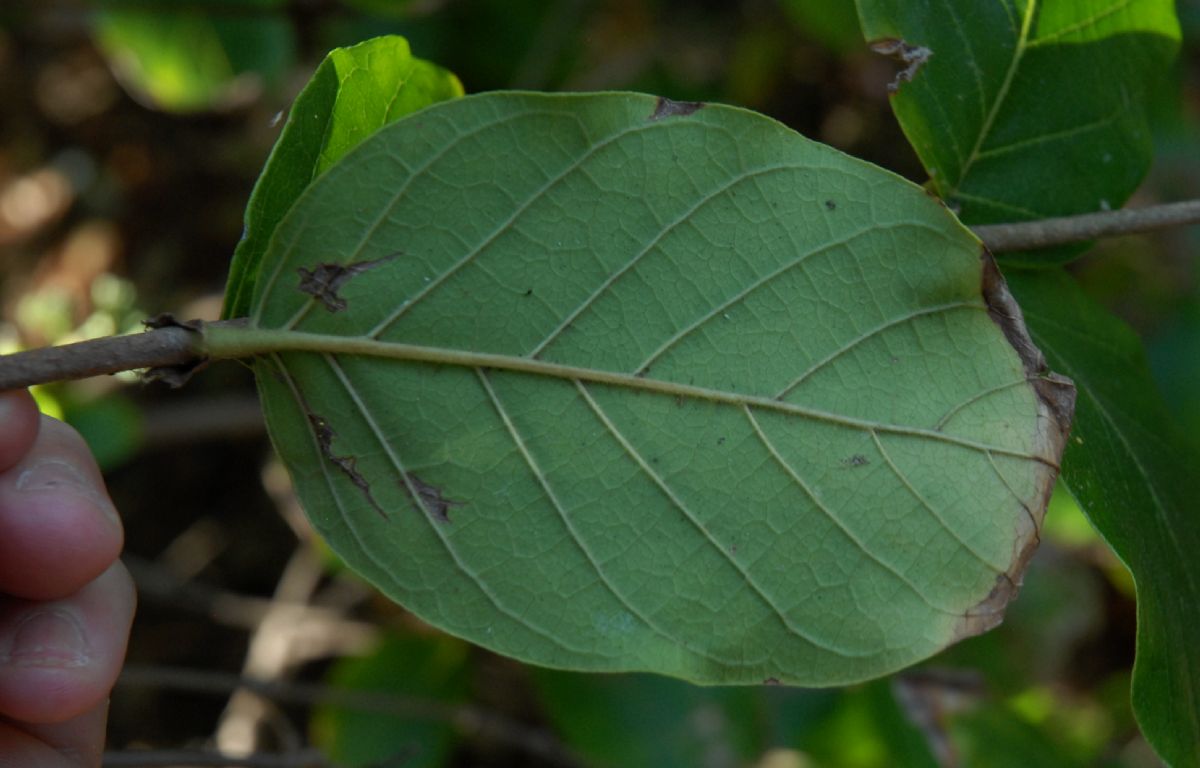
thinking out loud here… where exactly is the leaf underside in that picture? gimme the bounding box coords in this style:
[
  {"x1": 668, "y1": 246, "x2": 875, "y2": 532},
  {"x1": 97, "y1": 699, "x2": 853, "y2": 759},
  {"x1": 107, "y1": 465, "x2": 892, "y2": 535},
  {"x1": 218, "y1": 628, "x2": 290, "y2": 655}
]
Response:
[{"x1": 237, "y1": 92, "x2": 1071, "y2": 685}]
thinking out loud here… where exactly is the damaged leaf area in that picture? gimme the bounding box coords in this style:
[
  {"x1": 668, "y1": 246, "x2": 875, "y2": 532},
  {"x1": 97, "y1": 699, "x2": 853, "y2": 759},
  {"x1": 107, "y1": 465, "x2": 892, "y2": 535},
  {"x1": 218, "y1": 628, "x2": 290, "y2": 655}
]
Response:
[
  {"x1": 309, "y1": 412, "x2": 388, "y2": 520},
  {"x1": 868, "y1": 37, "x2": 932, "y2": 92},
  {"x1": 228, "y1": 91, "x2": 1072, "y2": 687},
  {"x1": 298, "y1": 255, "x2": 396, "y2": 312},
  {"x1": 650, "y1": 96, "x2": 705, "y2": 121}
]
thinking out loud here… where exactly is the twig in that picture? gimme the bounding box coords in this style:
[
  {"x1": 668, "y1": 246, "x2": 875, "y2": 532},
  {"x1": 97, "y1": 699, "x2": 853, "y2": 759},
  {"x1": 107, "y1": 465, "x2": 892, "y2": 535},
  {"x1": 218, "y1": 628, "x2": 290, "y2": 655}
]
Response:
[
  {"x1": 0, "y1": 200, "x2": 1196, "y2": 392},
  {"x1": 124, "y1": 554, "x2": 374, "y2": 636},
  {"x1": 0, "y1": 322, "x2": 209, "y2": 391},
  {"x1": 101, "y1": 749, "x2": 332, "y2": 767},
  {"x1": 974, "y1": 199, "x2": 1200, "y2": 252},
  {"x1": 116, "y1": 664, "x2": 582, "y2": 767}
]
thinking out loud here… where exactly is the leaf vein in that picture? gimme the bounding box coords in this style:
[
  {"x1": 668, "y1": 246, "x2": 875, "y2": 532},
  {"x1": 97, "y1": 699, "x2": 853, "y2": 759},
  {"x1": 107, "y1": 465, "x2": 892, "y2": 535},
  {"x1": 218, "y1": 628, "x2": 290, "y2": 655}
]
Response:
[
  {"x1": 576, "y1": 380, "x2": 871, "y2": 659},
  {"x1": 322, "y1": 353, "x2": 594, "y2": 657},
  {"x1": 775, "y1": 301, "x2": 986, "y2": 399},
  {"x1": 476, "y1": 368, "x2": 748, "y2": 670},
  {"x1": 745, "y1": 407, "x2": 971, "y2": 613}
]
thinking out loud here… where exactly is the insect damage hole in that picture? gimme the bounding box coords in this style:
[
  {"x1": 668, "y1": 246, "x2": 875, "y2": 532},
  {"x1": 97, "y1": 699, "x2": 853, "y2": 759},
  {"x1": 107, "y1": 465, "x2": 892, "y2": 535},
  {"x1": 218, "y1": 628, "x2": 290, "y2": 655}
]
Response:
[
  {"x1": 405, "y1": 475, "x2": 462, "y2": 524},
  {"x1": 297, "y1": 254, "x2": 397, "y2": 312},
  {"x1": 869, "y1": 38, "x2": 933, "y2": 93},
  {"x1": 650, "y1": 96, "x2": 705, "y2": 121},
  {"x1": 308, "y1": 413, "x2": 388, "y2": 520}
]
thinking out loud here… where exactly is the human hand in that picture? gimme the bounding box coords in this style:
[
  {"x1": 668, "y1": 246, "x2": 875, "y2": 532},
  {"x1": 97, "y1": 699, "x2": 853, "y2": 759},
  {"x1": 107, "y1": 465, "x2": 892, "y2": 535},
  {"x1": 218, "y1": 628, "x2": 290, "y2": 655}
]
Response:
[{"x1": 0, "y1": 389, "x2": 135, "y2": 767}]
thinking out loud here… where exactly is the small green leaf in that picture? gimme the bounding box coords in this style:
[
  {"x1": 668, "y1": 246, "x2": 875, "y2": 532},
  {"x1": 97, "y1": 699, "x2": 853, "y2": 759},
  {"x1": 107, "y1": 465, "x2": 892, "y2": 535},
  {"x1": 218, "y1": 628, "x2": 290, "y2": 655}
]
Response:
[
  {"x1": 214, "y1": 91, "x2": 1072, "y2": 686},
  {"x1": 221, "y1": 35, "x2": 463, "y2": 320},
  {"x1": 532, "y1": 672, "x2": 763, "y2": 767},
  {"x1": 799, "y1": 681, "x2": 939, "y2": 768},
  {"x1": 855, "y1": 0, "x2": 1180, "y2": 264},
  {"x1": 311, "y1": 632, "x2": 469, "y2": 768},
  {"x1": 533, "y1": 669, "x2": 836, "y2": 766},
  {"x1": 93, "y1": 0, "x2": 295, "y2": 113},
  {"x1": 1007, "y1": 268, "x2": 1200, "y2": 768},
  {"x1": 780, "y1": 0, "x2": 863, "y2": 53},
  {"x1": 951, "y1": 706, "x2": 1086, "y2": 768}
]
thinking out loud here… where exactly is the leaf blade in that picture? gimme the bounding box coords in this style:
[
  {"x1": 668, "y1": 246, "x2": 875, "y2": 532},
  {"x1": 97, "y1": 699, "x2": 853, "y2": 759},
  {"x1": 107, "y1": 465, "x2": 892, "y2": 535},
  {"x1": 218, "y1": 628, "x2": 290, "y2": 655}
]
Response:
[
  {"x1": 221, "y1": 35, "x2": 462, "y2": 320},
  {"x1": 855, "y1": 0, "x2": 1180, "y2": 262},
  {"x1": 227, "y1": 91, "x2": 1072, "y2": 685},
  {"x1": 1007, "y1": 268, "x2": 1200, "y2": 768}
]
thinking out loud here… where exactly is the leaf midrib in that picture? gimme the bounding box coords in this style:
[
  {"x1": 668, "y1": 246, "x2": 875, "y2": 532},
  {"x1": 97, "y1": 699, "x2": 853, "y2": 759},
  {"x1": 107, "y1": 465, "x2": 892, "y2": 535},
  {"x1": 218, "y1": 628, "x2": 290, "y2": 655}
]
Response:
[{"x1": 208, "y1": 325, "x2": 1054, "y2": 464}]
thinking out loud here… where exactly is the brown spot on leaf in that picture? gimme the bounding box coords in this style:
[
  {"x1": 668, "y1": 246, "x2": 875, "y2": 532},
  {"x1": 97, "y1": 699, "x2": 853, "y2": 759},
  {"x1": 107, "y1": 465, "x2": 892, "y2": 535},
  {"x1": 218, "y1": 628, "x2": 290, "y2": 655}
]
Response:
[
  {"x1": 824, "y1": 199, "x2": 837, "y2": 211},
  {"x1": 980, "y1": 252, "x2": 1075, "y2": 439},
  {"x1": 309, "y1": 413, "x2": 388, "y2": 520},
  {"x1": 297, "y1": 254, "x2": 397, "y2": 312},
  {"x1": 841, "y1": 454, "x2": 869, "y2": 468},
  {"x1": 763, "y1": 677, "x2": 781, "y2": 686},
  {"x1": 650, "y1": 96, "x2": 704, "y2": 121},
  {"x1": 406, "y1": 474, "x2": 462, "y2": 523},
  {"x1": 869, "y1": 38, "x2": 933, "y2": 93}
]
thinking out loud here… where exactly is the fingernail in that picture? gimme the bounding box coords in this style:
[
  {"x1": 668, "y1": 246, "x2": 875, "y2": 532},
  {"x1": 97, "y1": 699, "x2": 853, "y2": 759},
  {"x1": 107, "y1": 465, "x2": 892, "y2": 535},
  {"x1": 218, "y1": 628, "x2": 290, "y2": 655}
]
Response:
[
  {"x1": 16, "y1": 458, "x2": 120, "y2": 526},
  {"x1": 1, "y1": 608, "x2": 90, "y2": 668}
]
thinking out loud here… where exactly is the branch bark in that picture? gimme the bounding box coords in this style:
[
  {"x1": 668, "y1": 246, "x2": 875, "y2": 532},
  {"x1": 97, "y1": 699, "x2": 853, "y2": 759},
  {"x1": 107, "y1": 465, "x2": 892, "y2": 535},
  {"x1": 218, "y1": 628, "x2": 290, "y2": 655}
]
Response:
[
  {"x1": 101, "y1": 749, "x2": 331, "y2": 767},
  {"x1": 975, "y1": 199, "x2": 1200, "y2": 252},
  {"x1": 0, "y1": 319, "x2": 216, "y2": 392}
]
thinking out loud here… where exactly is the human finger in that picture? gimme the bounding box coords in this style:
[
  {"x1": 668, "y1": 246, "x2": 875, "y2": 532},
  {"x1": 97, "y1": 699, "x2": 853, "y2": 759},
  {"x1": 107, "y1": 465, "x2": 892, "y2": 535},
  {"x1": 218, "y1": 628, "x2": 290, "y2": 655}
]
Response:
[
  {"x1": 0, "y1": 560, "x2": 135, "y2": 725},
  {"x1": 0, "y1": 390, "x2": 41, "y2": 474},
  {"x1": 0, "y1": 417, "x2": 123, "y2": 602}
]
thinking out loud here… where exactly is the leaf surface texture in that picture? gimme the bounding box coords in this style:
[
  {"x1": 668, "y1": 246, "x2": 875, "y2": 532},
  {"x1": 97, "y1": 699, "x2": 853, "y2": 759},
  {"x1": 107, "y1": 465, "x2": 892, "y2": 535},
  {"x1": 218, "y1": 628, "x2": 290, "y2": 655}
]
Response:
[{"x1": 230, "y1": 92, "x2": 1070, "y2": 684}]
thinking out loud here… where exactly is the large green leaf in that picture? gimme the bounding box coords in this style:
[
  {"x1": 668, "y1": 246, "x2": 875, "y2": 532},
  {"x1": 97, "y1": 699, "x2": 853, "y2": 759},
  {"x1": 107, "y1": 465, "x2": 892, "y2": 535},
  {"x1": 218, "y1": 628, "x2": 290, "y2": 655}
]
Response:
[
  {"x1": 1007, "y1": 268, "x2": 1200, "y2": 768},
  {"x1": 221, "y1": 35, "x2": 462, "y2": 320},
  {"x1": 211, "y1": 91, "x2": 1072, "y2": 685},
  {"x1": 855, "y1": 0, "x2": 1179, "y2": 261}
]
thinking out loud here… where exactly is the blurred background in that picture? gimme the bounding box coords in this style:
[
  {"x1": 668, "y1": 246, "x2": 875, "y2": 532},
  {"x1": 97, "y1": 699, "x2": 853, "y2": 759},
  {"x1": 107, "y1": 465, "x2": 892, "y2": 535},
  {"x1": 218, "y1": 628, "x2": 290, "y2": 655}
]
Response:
[{"x1": 0, "y1": 1, "x2": 1198, "y2": 766}]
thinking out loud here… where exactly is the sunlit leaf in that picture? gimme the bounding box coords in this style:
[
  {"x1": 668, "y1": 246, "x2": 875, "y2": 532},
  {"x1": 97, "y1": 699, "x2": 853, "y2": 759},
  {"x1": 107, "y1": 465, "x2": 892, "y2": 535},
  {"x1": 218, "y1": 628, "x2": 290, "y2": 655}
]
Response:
[
  {"x1": 1007, "y1": 268, "x2": 1200, "y2": 768},
  {"x1": 221, "y1": 35, "x2": 463, "y2": 320},
  {"x1": 855, "y1": 0, "x2": 1180, "y2": 264},
  {"x1": 213, "y1": 91, "x2": 1072, "y2": 685},
  {"x1": 93, "y1": 0, "x2": 295, "y2": 113}
]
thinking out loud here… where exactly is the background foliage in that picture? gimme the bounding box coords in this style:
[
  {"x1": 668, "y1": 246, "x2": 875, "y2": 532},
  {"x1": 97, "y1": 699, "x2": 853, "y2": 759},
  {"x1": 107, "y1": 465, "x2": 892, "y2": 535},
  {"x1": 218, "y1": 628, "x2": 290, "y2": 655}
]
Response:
[{"x1": 0, "y1": 1, "x2": 1198, "y2": 766}]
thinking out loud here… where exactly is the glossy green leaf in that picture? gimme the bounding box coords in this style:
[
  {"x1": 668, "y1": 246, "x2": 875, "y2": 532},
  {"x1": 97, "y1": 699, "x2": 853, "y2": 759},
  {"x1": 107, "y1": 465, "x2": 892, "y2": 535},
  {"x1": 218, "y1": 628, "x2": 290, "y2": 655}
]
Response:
[
  {"x1": 1007, "y1": 268, "x2": 1200, "y2": 768},
  {"x1": 93, "y1": 0, "x2": 294, "y2": 113},
  {"x1": 221, "y1": 35, "x2": 463, "y2": 320},
  {"x1": 855, "y1": 0, "x2": 1180, "y2": 263},
  {"x1": 311, "y1": 632, "x2": 468, "y2": 768},
  {"x1": 213, "y1": 91, "x2": 1072, "y2": 685}
]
